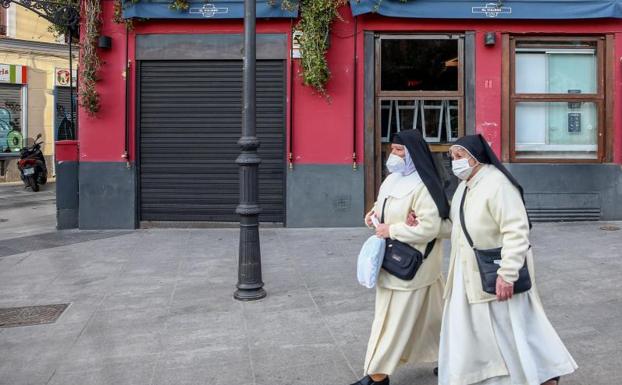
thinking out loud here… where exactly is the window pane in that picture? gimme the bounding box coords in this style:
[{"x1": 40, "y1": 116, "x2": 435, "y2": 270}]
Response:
[
  {"x1": 380, "y1": 99, "x2": 460, "y2": 144},
  {"x1": 515, "y1": 101, "x2": 598, "y2": 159},
  {"x1": 548, "y1": 53, "x2": 596, "y2": 93},
  {"x1": 515, "y1": 44, "x2": 597, "y2": 94},
  {"x1": 381, "y1": 39, "x2": 459, "y2": 91},
  {"x1": 516, "y1": 53, "x2": 546, "y2": 93}
]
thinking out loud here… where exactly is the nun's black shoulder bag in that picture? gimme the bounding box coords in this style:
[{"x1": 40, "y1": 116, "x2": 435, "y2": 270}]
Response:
[
  {"x1": 380, "y1": 199, "x2": 436, "y2": 281},
  {"x1": 458, "y1": 190, "x2": 532, "y2": 295}
]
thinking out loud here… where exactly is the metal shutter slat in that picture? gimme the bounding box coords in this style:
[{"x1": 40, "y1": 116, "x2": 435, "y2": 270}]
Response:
[
  {"x1": 55, "y1": 87, "x2": 77, "y2": 140},
  {"x1": 139, "y1": 60, "x2": 285, "y2": 223}
]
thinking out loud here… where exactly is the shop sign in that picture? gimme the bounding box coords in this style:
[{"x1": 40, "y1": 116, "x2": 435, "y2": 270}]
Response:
[
  {"x1": 189, "y1": 3, "x2": 229, "y2": 18},
  {"x1": 55, "y1": 68, "x2": 77, "y2": 87},
  {"x1": 472, "y1": 3, "x2": 512, "y2": 18},
  {"x1": 0, "y1": 64, "x2": 28, "y2": 84}
]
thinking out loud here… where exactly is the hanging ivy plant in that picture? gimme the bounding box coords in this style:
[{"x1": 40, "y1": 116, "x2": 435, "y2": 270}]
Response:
[
  {"x1": 81, "y1": 0, "x2": 102, "y2": 115},
  {"x1": 113, "y1": 0, "x2": 139, "y2": 29},
  {"x1": 169, "y1": 0, "x2": 190, "y2": 11},
  {"x1": 296, "y1": 0, "x2": 346, "y2": 96}
]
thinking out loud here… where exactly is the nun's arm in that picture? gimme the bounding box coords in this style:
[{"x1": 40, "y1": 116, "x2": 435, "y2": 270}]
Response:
[
  {"x1": 389, "y1": 187, "x2": 442, "y2": 245},
  {"x1": 489, "y1": 182, "x2": 531, "y2": 284}
]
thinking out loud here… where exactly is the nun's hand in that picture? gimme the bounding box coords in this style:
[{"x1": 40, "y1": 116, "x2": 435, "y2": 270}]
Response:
[
  {"x1": 376, "y1": 224, "x2": 391, "y2": 239},
  {"x1": 496, "y1": 276, "x2": 514, "y2": 301},
  {"x1": 406, "y1": 211, "x2": 419, "y2": 227},
  {"x1": 365, "y1": 210, "x2": 376, "y2": 227}
]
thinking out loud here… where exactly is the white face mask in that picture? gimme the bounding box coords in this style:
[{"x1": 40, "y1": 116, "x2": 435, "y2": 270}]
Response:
[
  {"x1": 386, "y1": 153, "x2": 406, "y2": 174},
  {"x1": 452, "y1": 158, "x2": 475, "y2": 180}
]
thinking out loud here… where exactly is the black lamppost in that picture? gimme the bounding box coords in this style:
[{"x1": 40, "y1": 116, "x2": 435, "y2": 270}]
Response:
[{"x1": 234, "y1": 0, "x2": 266, "y2": 301}]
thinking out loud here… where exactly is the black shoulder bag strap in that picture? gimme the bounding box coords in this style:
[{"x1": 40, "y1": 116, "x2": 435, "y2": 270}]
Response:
[
  {"x1": 380, "y1": 197, "x2": 437, "y2": 258},
  {"x1": 458, "y1": 187, "x2": 475, "y2": 249}
]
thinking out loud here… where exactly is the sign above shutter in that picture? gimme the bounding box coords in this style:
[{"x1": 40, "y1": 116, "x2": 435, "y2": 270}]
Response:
[
  {"x1": 55, "y1": 68, "x2": 77, "y2": 87},
  {"x1": 0, "y1": 64, "x2": 27, "y2": 85},
  {"x1": 350, "y1": 0, "x2": 622, "y2": 19},
  {"x1": 122, "y1": 0, "x2": 298, "y2": 19}
]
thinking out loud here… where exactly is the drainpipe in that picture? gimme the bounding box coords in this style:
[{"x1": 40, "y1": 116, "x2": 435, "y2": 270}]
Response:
[
  {"x1": 288, "y1": 19, "x2": 294, "y2": 170},
  {"x1": 352, "y1": 16, "x2": 358, "y2": 171},
  {"x1": 123, "y1": 25, "x2": 130, "y2": 168}
]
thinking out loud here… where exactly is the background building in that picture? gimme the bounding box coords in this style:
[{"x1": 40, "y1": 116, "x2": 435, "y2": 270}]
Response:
[
  {"x1": 61, "y1": 0, "x2": 622, "y2": 229},
  {"x1": 0, "y1": 3, "x2": 76, "y2": 182}
]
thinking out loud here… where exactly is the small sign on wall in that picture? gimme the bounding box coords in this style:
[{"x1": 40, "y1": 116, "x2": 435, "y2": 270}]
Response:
[
  {"x1": 0, "y1": 64, "x2": 28, "y2": 84},
  {"x1": 55, "y1": 68, "x2": 77, "y2": 87}
]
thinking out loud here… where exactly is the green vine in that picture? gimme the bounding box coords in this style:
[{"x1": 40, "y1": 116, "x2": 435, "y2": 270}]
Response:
[
  {"x1": 296, "y1": 0, "x2": 346, "y2": 96},
  {"x1": 114, "y1": 0, "x2": 139, "y2": 29},
  {"x1": 169, "y1": 0, "x2": 190, "y2": 11},
  {"x1": 81, "y1": 0, "x2": 102, "y2": 115},
  {"x1": 268, "y1": 0, "x2": 297, "y2": 11}
]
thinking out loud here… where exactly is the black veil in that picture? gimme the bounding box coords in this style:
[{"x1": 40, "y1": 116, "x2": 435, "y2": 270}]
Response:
[{"x1": 393, "y1": 130, "x2": 450, "y2": 219}]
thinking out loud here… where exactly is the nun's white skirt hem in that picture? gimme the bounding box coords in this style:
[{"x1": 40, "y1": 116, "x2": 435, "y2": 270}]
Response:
[
  {"x1": 438, "y1": 255, "x2": 578, "y2": 385},
  {"x1": 364, "y1": 278, "x2": 444, "y2": 376}
]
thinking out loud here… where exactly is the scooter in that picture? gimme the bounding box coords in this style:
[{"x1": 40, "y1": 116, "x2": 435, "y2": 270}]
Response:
[{"x1": 17, "y1": 134, "x2": 47, "y2": 192}]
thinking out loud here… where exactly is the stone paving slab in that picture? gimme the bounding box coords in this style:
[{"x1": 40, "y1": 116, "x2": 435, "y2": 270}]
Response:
[
  {"x1": 0, "y1": 183, "x2": 57, "y2": 242},
  {"x1": 0, "y1": 223, "x2": 620, "y2": 385}
]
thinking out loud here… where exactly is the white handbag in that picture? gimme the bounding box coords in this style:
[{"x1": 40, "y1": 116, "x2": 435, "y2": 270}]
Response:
[{"x1": 357, "y1": 235, "x2": 385, "y2": 288}]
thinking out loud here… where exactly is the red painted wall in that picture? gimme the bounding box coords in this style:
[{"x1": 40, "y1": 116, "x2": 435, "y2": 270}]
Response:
[
  {"x1": 78, "y1": 0, "x2": 127, "y2": 162},
  {"x1": 79, "y1": 4, "x2": 622, "y2": 165},
  {"x1": 291, "y1": 6, "x2": 360, "y2": 164}
]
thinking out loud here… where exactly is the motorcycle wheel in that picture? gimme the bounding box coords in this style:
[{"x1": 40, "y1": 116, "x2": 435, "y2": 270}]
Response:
[{"x1": 27, "y1": 176, "x2": 39, "y2": 192}]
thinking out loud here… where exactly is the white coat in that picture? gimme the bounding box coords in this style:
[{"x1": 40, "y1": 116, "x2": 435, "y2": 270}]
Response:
[{"x1": 363, "y1": 171, "x2": 444, "y2": 375}]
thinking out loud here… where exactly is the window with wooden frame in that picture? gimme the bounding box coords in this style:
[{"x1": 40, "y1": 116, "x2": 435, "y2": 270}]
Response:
[
  {"x1": 509, "y1": 37, "x2": 605, "y2": 162},
  {"x1": 375, "y1": 34, "x2": 465, "y2": 183}
]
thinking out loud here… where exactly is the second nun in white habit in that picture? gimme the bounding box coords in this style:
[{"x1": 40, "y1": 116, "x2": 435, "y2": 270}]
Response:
[
  {"x1": 350, "y1": 129, "x2": 450, "y2": 385},
  {"x1": 437, "y1": 134, "x2": 578, "y2": 385}
]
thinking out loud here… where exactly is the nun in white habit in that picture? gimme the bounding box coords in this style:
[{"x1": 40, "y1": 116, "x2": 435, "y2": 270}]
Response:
[
  {"x1": 435, "y1": 134, "x2": 577, "y2": 385},
  {"x1": 351, "y1": 129, "x2": 450, "y2": 385}
]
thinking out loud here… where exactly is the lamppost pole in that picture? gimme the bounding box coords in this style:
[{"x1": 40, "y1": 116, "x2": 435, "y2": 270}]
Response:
[{"x1": 234, "y1": 0, "x2": 265, "y2": 301}]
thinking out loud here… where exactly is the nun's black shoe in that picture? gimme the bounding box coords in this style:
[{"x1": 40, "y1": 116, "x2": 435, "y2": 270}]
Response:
[
  {"x1": 349, "y1": 375, "x2": 390, "y2": 385},
  {"x1": 544, "y1": 377, "x2": 560, "y2": 384},
  {"x1": 433, "y1": 367, "x2": 439, "y2": 376}
]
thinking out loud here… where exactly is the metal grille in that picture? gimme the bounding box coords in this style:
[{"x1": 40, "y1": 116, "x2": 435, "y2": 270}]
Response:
[
  {"x1": 527, "y1": 208, "x2": 601, "y2": 222},
  {"x1": 139, "y1": 60, "x2": 286, "y2": 223},
  {"x1": 0, "y1": 304, "x2": 69, "y2": 328}
]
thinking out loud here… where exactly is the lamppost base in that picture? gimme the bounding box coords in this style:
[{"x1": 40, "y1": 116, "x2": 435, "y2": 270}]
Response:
[{"x1": 234, "y1": 287, "x2": 267, "y2": 301}]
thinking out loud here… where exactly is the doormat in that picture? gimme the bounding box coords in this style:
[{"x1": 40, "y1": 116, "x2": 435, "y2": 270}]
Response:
[{"x1": 0, "y1": 304, "x2": 69, "y2": 328}]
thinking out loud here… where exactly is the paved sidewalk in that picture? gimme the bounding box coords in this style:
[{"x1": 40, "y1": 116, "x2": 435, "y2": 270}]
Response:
[
  {"x1": 0, "y1": 223, "x2": 621, "y2": 385},
  {"x1": 0, "y1": 182, "x2": 56, "y2": 241}
]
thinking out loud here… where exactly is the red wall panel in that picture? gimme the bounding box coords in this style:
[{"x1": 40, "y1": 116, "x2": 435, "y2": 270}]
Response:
[{"x1": 78, "y1": 4, "x2": 622, "y2": 164}]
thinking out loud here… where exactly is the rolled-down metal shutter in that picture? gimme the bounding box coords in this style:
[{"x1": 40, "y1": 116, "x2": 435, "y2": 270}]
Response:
[
  {"x1": 139, "y1": 60, "x2": 285, "y2": 223},
  {"x1": 55, "y1": 87, "x2": 77, "y2": 140},
  {"x1": 0, "y1": 84, "x2": 22, "y2": 153}
]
